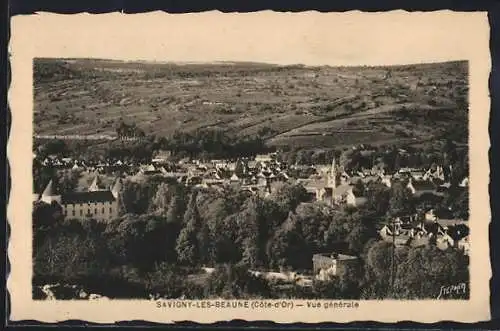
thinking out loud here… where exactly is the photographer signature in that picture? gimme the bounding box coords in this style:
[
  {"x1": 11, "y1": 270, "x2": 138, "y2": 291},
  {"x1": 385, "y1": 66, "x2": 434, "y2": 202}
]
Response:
[{"x1": 437, "y1": 283, "x2": 467, "y2": 299}]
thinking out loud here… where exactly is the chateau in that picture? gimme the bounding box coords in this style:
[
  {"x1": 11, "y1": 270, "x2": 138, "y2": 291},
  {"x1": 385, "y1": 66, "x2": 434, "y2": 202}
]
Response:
[{"x1": 35, "y1": 176, "x2": 122, "y2": 222}]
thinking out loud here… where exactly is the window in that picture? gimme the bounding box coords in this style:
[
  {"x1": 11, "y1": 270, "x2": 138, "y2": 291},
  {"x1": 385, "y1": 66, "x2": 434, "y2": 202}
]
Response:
[
  {"x1": 109, "y1": 207, "x2": 113, "y2": 214},
  {"x1": 80, "y1": 210, "x2": 83, "y2": 216},
  {"x1": 64, "y1": 210, "x2": 67, "y2": 216},
  {"x1": 94, "y1": 208, "x2": 98, "y2": 215},
  {"x1": 72, "y1": 210, "x2": 75, "y2": 216},
  {"x1": 102, "y1": 207, "x2": 105, "y2": 214}
]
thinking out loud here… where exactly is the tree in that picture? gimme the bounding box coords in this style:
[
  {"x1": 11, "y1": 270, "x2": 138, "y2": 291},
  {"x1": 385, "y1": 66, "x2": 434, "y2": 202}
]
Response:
[
  {"x1": 215, "y1": 214, "x2": 243, "y2": 264},
  {"x1": 363, "y1": 240, "x2": 394, "y2": 298},
  {"x1": 165, "y1": 188, "x2": 185, "y2": 225},
  {"x1": 149, "y1": 183, "x2": 171, "y2": 215},
  {"x1": 33, "y1": 201, "x2": 64, "y2": 249},
  {"x1": 56, "y1": 170, "x2": 81, "y2": 194},
  {"x1": 311, "y1": 279, "x2": 342, "y2": 299},
  {"x1": 176, "y1": 192, "x2": 202, "y2": 265},
  {"x1": 393, "y1": 246, "x2": 469, "y2": 299},
  {"x1": 324, "y1": 209, "x2": 353, "y2": 251},
  {"x1": 39, "y1": 139, "x2": 68, "y2": 157},
  {"x1": 269, "y1": 182, "x2": 309, "y2": 217},
  {"x1": 234, "y1": 160, "x2": 246, "y2": 178},
  {"x1": 414, "y1": 192, "x2": 444, "y2": 214},
  {"x1": 204, "y1": 264, "x2": 271, "y2": 299},
  {"x1": 352, "y1": 179, "x2": 365, "y2": 197},
  {"x1": 447, "y1": 188, "x2": 469, "y2": 220},
  {"x1": 144, "y1": 263, "x2": 185, "y2": 299},
  {"x1": 365, "y1": 182, "x2": 391, "y2": 216},
  {"x1": 267, "y1": 212, "x2": 311, "y2": 271},
  {"x1": 346, "y1": 221, "x2": 370, "y2": 255},
  {"x1": 33, "y1": 159, "x2": 56, "y2": 193},
  {"x1": 338, "y1": 260, "x2": 364, "y2": 299},
  {"x1": 34, "y1": 217, "x2": 111, "y2": 281},
  {"x1": 121, "y1": 178, "x2": 163, "y2": 215},
  {"x1": 387, "y1": 182, "x2": 414, "y2": 217},
  {"x1": 294, "y1": 202, "x2": 330, "y2": 253},
  {"x1": 104, "y1": 214, "x2": 151, "y2": 270},
  {"x1": 238, "y1": 197, "x2": 263, "y2": 269}
]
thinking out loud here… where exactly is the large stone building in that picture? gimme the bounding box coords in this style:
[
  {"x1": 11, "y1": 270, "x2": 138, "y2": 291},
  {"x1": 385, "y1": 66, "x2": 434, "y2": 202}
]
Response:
[{"x1": 35, "y1": 176, "x2": 122, "y2": 222}]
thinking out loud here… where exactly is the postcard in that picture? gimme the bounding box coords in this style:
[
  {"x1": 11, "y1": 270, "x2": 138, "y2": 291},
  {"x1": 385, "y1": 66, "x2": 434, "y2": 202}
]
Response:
[{"x1": 8, "y1": 10, "x2": 491, "y2": 323}]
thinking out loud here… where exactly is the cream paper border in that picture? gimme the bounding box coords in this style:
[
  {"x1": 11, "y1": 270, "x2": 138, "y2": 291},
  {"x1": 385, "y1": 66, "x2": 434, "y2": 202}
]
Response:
[{"x1": 8, "y1": 10, "x2": 491, "y2": 323}]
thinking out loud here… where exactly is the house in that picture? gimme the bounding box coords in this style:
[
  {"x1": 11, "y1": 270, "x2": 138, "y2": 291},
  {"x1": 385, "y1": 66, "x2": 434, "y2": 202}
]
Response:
[
  {"x1": 230, "y1": 173, "x2": 240, "y2": 182},
  {"x1": 36, "y1": 177, "x2": 122, "y2": 222},
  {"x1": 312, "y1": 253, "x2": 359, "y2": 280},
  {"x1": 379, "y1": 219, "x2": 433, "y2": 248},
  {"x1": 255, "y1": 153, "x2": 275, "y2": 163},
  {"x1": 226, "y1": 162, "x2": 237, "y2": 172},
  {"x1": 247, "y1": 160, "x2": 258, "y2": 170},
  {"x1": 152, "y1": 149, "x2": 172, "y2": 163},
  {"x1": 136, "y1": 164, "x2": 161, "y2": 176}
]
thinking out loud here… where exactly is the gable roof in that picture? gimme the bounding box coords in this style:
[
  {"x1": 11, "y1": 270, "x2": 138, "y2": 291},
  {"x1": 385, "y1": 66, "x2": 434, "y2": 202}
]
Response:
[
  {"x1": 61, "y1": 191, "x2": 116, "y2": 204},
  {"x1": 42, "y1": 180, "x2": 56, "y2": 196}
]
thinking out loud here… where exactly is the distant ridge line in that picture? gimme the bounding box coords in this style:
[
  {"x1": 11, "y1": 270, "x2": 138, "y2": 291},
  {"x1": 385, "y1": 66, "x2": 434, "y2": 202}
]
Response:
[{"x1": 35, "y1": 57, "x2": 468, "y2": 69}]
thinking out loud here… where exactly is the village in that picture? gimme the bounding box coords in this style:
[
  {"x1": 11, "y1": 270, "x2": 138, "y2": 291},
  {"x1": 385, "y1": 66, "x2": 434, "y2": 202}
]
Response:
[{"x1": 33, "y1": 142, "x2": 470, "y2": 294}]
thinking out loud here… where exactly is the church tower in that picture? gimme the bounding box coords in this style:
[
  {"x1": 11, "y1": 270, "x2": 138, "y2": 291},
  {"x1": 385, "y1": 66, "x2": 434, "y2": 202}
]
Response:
[{"x1": 328, "y1": 157, "x2": 337, "y2": 189}]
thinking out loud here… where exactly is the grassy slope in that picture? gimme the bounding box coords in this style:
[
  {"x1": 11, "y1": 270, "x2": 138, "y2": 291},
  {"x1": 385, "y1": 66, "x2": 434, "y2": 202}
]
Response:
[{"x1": 33, "y1": 58, "x2": 468, "y2": 149}]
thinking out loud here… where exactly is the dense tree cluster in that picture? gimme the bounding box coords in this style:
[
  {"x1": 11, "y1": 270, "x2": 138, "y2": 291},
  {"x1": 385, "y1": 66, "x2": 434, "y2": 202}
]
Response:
[
  {"x1": 33, "y1": 159, "x2": 81, "y2": 194},
  {"x1": 33, "y1": 172, "x2": 469, "y2": 299},
  {"x1": 162, "y1": 129, "x2": 274, "y2": 159},
  {"x1": 34, "y1": 125, "x2": 276, "y2": 163}
]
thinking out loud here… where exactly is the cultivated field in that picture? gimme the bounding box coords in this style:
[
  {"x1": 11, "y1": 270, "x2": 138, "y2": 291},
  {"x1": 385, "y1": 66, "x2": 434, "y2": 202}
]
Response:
[{"x1": 33, "y1": 58, "x2": 468, "y2": 149}]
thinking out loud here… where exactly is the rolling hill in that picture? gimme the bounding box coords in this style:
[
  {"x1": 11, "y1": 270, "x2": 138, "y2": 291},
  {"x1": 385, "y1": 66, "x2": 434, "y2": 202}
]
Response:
[{"x1": 33, "y1": 58, "x2": 468, "y2": 150}]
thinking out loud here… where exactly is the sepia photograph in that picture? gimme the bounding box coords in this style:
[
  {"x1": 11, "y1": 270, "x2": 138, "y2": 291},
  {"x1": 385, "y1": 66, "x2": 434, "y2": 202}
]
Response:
[
  {"x1": 31, "y1": 58, "x2": 470, "y2": 301},
  {"x1": 8, "y1": 11, "x2": 490, "y2": 323}
]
